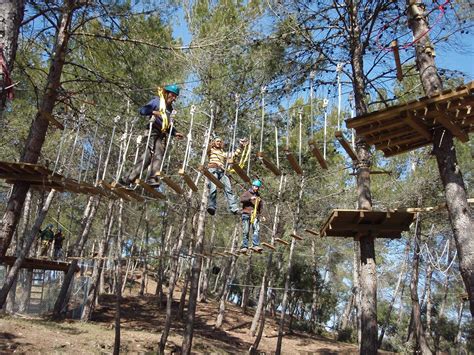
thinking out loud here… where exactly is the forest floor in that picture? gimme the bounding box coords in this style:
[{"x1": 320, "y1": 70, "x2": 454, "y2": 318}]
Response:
[{"x1": 0, "y1": 278, "x2": 359, "y2": 354}]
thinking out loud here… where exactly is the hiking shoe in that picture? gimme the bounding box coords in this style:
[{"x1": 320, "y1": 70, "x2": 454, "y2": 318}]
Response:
[
  {"x1": 252, "y1": 246, "x2": 263, "y2": 253},
  {"x1": 207, "y1": 208, "x2": 216, "y2": 216},
  {"x1": 231, "y1": 209, "x2": 241, "y2": 215},
  {"x1": 240, "y1": 247, "x2": 248, "y2": 253},
  {"x1": 118, "y1": 177, "x2": 132, "y2": 187},
  {"x1": 146, "y1": 178, "x2": 160, "y2": 187}
]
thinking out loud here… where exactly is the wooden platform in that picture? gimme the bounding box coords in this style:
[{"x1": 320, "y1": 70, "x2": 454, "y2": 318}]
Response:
[
  {"x1": 345, "y1": 82, "x2": 474, "y2": 157},
  {"x1": 320, "y1": 209, "x2": 415, "y2": 239},
  {"x1": 0, "y1": 161, "x2": 103, "y2": 195},
  {"x1": 1, "y1": 256, "x2": 80, "y2": 272}
]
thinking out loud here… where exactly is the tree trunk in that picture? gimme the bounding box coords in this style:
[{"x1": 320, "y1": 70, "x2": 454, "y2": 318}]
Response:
[
  {"x1": 409, "y1": 214, "x2": 432, "y2": 354},
  {"x1": 424, "y1": 264, "x2": 433, "y2": 338},
  {"x1": 181, "y1": 181, "x2": 209, "y2": 354},
  {"x1": 0, "y1": 0, "x2": 81, "y2": 256},
  {"x1": 241, "y1": 253, "x2": 253, "y2": 312},
  {"x1": 155, "y1": 205, "x2": 171, "y2": 304},
  {"x1": 53, "y1": 195, "x2": 100, "y2": 317},
  {"x1": 159, "y1": 205, "x2": 190, "y2": 353},
  {"x1": 215, "y1": 223, "x2": 239, "y2": 329},
  {"x1": 0, "y1": 190, "x2": 56, "y2": 309},
  {"x1": 5, "y1": 191, "x2": 32, "y2": 313},
  {"x1": 250, "y1": 175, "x2": 285, "y2": 337},
  {"x1": 434, "y1": 271, "x2": 451, "y2": 351},
  {"x1": 81, "y1": 200, "x2": 115, "y2": 321},
  {"x1": 407, "y1": 0, "x2": 474, "y2": 317},
  {"x1": 18, "y1": 269, "x2": 32, "y2": 313},
  {"x1": 0, "y1": 0, "x2": 25, "y2": 118},
  {"x1": 276, "y1": 176, "x2": 304, "y2": 355},
  {"x1": 139, "y1": 217, "x2": 149, "y2": 296},
  {"x1": 199, "y1": 217, "x2": 215, "y2": 303},
  {"x1": 378, "y1": 239, "x2": 411, "y2": 347},
  {"x1": 113, "y1": 200, "x2": 124, "y2": 355},
  {"x1": 340, "y1": 294, "x2": 354, "y2": 331}
]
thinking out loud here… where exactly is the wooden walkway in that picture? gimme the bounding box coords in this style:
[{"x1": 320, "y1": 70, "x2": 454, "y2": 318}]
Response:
[
  {"x1": 345, "y1": 81, "x2": 474, "y2": 157},
  {"x1": 0, "y1": 161, "x2": 103, "y2": 195},
  {"x1": 1, "y1": 256, "x2": 79, "y2": 272},
  {"x1": 320, "y1": 209, "x2": 415, "y2": 239}
]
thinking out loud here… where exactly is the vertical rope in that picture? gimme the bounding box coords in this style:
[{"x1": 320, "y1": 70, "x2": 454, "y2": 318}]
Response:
[
  {"x1": 323, "y1": 99, "x2": 328, "y2": 160},
  {"x1": 139, "y1": 119, "x2": 154, "y2": 182},
  {"x1": 310, "y1": 71, "x2": 315, "y2": 138},
  {"x1": 298, "y1": 108, "x2": 302, "y2": 166},
  {"x1": 182, "y1": 105, "x2": 196, "y2": 171},
  {"x1": 259, "y1": 87, "x2": 266, "y2": 153},
  {"x1": 102, "y1": 116, "x2": 120, "y2": 181},
  {"x1": 159, "y1": 121, "x2": 174, "y2": 173},
  {"x1": 83, "y1": 123, "x2": 99, "y2": 182},
  {"x1": 337, "y1": 63, "x2": 343, "y2": 130}
]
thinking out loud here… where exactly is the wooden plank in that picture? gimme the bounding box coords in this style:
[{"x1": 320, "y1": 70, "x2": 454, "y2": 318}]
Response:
[
  {"x1": 1, "y1": 256, "x2": 79, "y2": 272},
  {"x1": 275, "y1": 238, "x2": 289, "y2": 246},
  {"x1": 382, "y1": 140, "x2": 431, "y2": 157},
  {"x1": 261, "y1": 242, "x2": 276, "y2": 250},
  {"x1": 117, "y1": 186, "x2": 145, "y2": 202},
  {"x1": 134, "y1": 179, "x2": 165, "y2": 200},
  {"x1": 290, "y1": 233, "x2": 303, "y2": 240},
  {"x1": 40, "y1": 111, "x2": 64, "y2": 130},
  {"x1": 100, "y1": 180, "x2": 132, "y2": 201},
  {"x1": 156, "y1": 173, "x2": 184, "y2": 195},
  {"x1": 404, "y1": 111, "x2": 433, "y2": 141},
  {"x1": 308, "y1": 140, "x2": 328, "y2": 169},
  {"x1": 178, "y1": 169, "x2": 198, "y2": 192},
  {"x1": 285, "y1": 150, "x2": 303, "y2": 175},
  {"x1": 304, "y1": 229, "x2": 319, "y2": 237},
  {"x1": 335, "y1": 131, "x2": 359, "y2": 161},
  {"x1": 198, "y1": 165, "x2": 225, "y2": 189},
  {"x1": 391, "y1": 40, "x2": 403, "y2": 81},
  {"x1": 257, "y1": 152, "x2": 282, "y2": 176},
  {"x1": 230, "y1": 162, "x2": 251, "y2": 183},
  {"x1": 375, "y1": 133, "x2": 423, "y2": 150},
  {"x1": 357, "y1": 119, "x2": 406, "y2": 137},
  {"x1": 433, "y1": 111, "x2": 469, "y2": 142}
]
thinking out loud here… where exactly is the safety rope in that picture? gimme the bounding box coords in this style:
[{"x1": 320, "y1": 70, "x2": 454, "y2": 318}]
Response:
[
  {"x1": 250, "y1": 197, "x2": 260, "y2": 224},
  {"x1": 156, "y1": 87, "x2": 170, "y2": 133}
]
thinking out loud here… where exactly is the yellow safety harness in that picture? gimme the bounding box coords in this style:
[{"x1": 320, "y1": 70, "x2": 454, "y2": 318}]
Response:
[
  {"x1": 156, "y1": 87, "x2": 169, "y2": 133},
  {"x1": 228, "y1": 143, "x2": 250, "y2": 173},
  {"x1": 251, "y1": 196, "x2": 261, "y2": 224}
]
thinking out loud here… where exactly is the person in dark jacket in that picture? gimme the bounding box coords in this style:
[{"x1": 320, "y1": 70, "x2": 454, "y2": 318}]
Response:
[
  {"x1": 53, "y1": 228, "x2": 65, "y2": 260},
  {"x1": 240, "y1": 179, "x2": 264, "y2": 253},
  {"x1": 39, "y1": 224, "x2": 54, "y2": 257},
  {"x1": 121, "y1": 84, "x2": 183, "y2": 187}
]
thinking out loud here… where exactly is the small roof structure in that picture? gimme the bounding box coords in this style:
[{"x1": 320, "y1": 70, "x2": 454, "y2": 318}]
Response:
[
  {"x1": 345, "y1": 82, "x2": 474, "y2": 157},
  {"x1": 320, "y1": 209, "x2": 415, "y2": 239}
]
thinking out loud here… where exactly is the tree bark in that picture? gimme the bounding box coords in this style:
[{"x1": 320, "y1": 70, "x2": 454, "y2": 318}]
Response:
[
  {"x1": 407, "y1": 0, "x2": 474, "y2": 317},
  {"x1": 181, "y1": 180, "x2": 209, "y2": 354},
  {"x1": 81, "y1": 200, "x2": 115, "y2": 321},
  {"x1": 199, "y1": 217, "x2": 215, "y2": 303},
  {"x1": 378, "y1": 239, "x2": 411, "y2": 347},
  {"x1": 0, "y1": 189, "x2": 56, "y2": 309},
  {"x1": 215, "y1": 223, "x2": 239, "y2": 329},
  {"x1": 241, "y1": 253, "x2": 253, "y2": 312},
  {"x1": 159, "y1": 205, "x2": 191, "y2": 353},
  {"x1": 113, "y1": 200, "x2": 124, "y2": 355},
  {"x1": 250, "y1": 175, "x2": 285, "y2": 337},
  {"x1": 424, "y1": 263, "x2": 433, "y2": 338},
  {"x1": 53, "y1": 195, "x2": 100, "y2": 317},
  {"x1": 0, "y1": 0, "x2": 81, "y2": 257},
  {"x1": 409, "y1": 214, "x2": 432, "y2": 354},
  {"x1": 0, "y1": 0, "x2": 25, "y2": 118},
  {"x1": 276, "y1": 176, "x2": 304, "y2": 355}
]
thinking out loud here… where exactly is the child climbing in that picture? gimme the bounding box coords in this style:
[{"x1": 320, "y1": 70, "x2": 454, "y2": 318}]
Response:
[
  {"x1": 206, "y1": 137, "x2": 248, "y2": 215},
  {"x1": 121, "y1": 84, "x2": 184, "y2": 187},
  {"x1": 240, "y1": 179, "x2": 264, "y2": 253},
  {"x1": 39, "y1": 224, "x2": 54, "y2": 257}
]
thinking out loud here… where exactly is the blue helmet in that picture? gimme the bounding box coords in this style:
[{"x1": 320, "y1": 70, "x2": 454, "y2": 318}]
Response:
[
  {"x1": 47, "y1": 223, "x2": 53, "y2": 229},
  {"x1": 252, "y1": 179, "x2": 262, "y2": 188},
  {"x1": 164, "y1": 84, "x2": 180, "y2": 96}
]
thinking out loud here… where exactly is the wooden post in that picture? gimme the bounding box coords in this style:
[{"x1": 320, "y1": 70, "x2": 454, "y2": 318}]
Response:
[{"x1": 390, "y1": 40, "x2": 403, "y2": 81}]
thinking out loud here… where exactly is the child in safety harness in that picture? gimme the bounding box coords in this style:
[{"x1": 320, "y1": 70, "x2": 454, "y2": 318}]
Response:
[
  {"x1": 239, "y1": 179, "x2": 264, "y2": 253},
  {"x1": 206, "y1": 137, "x2": 248, "y2": 215}
]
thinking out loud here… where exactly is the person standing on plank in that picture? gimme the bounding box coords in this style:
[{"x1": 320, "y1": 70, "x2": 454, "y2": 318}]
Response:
[
  {"x1": 240, "y1": 179, "x2": 264, "y2": 253},
  {"x1": 53, "y1": 227, "x2": 65, "y2": 260},
  {"x1": 206, "y1": 137, "x2": 248, "y2": 215},
  {"x1": 39, "y1": 224, "x2": 54, "y2": 257},
  {"x1": 121, "y1": 84, "x2": 183, "y2": 187}
]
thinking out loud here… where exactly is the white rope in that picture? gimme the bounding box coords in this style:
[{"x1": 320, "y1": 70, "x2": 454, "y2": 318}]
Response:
[
  {"x1": 336, "y1": 63, "x2": 343, "y2": 130},
  {"x1": 323, "y1": 98, "x2": 328, "y2": 160},
  {"x1": 182, "y1": 105, "x2": 196, "y2": 171},
  {"x1": 101, "y1": 116, "x2": 120, "y2": 181},
  {"x1": 139, "y1": 118, "x2": 154, "y2": 181},
  {"x1": 259, "y1": 86, "x2": 266, "y2": 152}
]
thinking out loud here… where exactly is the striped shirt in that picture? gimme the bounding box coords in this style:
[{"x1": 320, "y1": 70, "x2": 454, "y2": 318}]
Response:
[{"x1": 207, "y1": 147, "x2": 241, "y2": 169}]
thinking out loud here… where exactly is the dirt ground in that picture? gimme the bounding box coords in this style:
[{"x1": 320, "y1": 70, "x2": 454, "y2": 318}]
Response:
[{"x1": 0, "y1": 280, "x2": 358, "y2": 354}]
